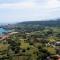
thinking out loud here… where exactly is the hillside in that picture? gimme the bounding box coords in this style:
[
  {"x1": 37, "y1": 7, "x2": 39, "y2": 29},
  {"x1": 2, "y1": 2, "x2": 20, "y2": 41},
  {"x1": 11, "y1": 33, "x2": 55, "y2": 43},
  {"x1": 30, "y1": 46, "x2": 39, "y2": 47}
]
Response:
[
  {"x1": 0, "y1": 19, "x2": 60, "y2": 30},
  {"x1": 18, "y1": 19, "x2": 60, "y2": 26},
  {"x1": 0, "y1": 19, "x2": 60, "y2": 60},
  {"x1": 14, "y1": 19, "x2": 60, "y2": 32}
]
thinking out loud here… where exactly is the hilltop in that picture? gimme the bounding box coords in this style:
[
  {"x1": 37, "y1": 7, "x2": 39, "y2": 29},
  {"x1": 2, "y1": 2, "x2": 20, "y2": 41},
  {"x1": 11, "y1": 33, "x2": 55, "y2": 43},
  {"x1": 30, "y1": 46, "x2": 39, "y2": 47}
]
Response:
[{"x1": 17, "y1": 19, "x2": 60, "y2": 27}]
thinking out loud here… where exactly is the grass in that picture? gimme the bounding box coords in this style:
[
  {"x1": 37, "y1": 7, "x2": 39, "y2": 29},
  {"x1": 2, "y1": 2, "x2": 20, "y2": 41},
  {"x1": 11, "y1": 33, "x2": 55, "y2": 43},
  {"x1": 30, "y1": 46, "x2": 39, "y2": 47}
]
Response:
[
  {"x1": 20, "y1": 39, "x2": 30, "y2": 49},
  {"x1": 0, "y1": 44, "x2": 8, "y2": 51},
  {"x1": 47, "y1": 46, "x2": 56, "y2": 55},
  {"x1": 19, "y1": 38, "x2": 38, "y2": 60}
]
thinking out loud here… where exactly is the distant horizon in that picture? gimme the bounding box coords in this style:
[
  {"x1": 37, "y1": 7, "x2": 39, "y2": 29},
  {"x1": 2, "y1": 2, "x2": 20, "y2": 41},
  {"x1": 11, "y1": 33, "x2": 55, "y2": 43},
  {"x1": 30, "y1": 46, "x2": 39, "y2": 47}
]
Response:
[{"x1": 0, "y1": 18, "x2": 59, "y2": 24}]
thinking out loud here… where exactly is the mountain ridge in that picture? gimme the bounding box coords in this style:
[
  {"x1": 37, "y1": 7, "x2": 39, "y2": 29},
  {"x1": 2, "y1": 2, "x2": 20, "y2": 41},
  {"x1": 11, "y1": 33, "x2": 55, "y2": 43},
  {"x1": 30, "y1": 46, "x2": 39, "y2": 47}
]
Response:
[{"x1": 16, "y1": 19, "x2": 60, "y2": 27}]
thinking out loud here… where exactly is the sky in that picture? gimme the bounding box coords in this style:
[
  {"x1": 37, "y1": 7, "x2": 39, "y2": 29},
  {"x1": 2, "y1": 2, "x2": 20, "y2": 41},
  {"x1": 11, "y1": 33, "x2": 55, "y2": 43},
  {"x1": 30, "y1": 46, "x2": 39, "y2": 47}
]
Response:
[{"x1": 0, "y1": 0, "x2": 60, "y2": 23}]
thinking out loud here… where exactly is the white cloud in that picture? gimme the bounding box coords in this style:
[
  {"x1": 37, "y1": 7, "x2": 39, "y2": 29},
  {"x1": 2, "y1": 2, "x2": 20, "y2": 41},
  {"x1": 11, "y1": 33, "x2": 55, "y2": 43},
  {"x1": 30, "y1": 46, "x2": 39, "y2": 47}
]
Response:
[
  {"x1": 0, "y1": 2, "x2": 33, "y2": 9},
  {"x1": 34, "y1": 0, "x2": 60, "y2": 9},
  {"x1": 0, "y1": 0, "x2": 60, "y2": 23},
  {"x1": 47, "y1": 0, "x2": 60, "y2": 8},
  {"x1": 0, "y1": 0, "x2": 60, "y2": 10}
]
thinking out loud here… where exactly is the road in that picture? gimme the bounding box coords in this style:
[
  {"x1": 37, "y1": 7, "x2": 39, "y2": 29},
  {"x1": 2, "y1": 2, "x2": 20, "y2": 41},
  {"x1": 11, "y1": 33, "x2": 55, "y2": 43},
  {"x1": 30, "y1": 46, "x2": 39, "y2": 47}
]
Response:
[{"x1": 0, "y1": 32, "x2": 18, "y2": 40}]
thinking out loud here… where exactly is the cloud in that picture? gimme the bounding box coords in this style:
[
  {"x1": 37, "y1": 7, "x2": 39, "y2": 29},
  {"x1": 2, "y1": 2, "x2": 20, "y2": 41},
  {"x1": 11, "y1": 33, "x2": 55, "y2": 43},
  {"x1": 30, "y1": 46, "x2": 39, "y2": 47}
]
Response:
[
  {"x1": 0, "y1": 0, "x2": 60, "y2": 23},
  {"x1": 0, "y1": 0, "x2": 60, "y2": 10},
  {"x1": 0, "y1": 0, "x2": 26, "y2": 3},
  {"x1": 34, "y1": 0, "x2": 60, "y2": 9},
  {"x1": 47, "y1": 0, "x2": 60, "y2": 8},
  {"x1": 0, "y1": 2, "x2": 33, "y2": 9}
]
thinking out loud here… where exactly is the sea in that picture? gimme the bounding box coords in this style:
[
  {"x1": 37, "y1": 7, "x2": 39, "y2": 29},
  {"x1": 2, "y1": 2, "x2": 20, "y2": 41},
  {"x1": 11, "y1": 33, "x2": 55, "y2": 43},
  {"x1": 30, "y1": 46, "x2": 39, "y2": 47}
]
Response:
[{"x1": 0, "y1": 28, "x2": 8, "y2": 35}]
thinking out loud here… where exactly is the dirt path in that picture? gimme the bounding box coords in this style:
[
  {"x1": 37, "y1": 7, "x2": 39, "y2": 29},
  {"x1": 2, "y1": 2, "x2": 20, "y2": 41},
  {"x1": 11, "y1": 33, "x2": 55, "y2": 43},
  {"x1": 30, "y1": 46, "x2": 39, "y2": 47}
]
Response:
[{"x1": 0, "y1": 32, "x2": 18, "y2": 40}]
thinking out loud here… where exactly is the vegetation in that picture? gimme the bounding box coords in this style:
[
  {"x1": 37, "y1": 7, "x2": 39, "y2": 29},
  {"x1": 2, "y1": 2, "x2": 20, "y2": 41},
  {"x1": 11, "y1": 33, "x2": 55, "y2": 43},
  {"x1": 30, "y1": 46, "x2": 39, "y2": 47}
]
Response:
[{"x1": 0, "y1": 20, "x2": 60, "y2": 60}]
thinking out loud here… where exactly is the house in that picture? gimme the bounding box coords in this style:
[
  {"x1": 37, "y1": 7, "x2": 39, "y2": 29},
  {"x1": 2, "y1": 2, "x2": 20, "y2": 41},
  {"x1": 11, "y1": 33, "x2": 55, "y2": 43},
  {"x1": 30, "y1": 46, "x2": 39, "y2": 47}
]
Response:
[{"x1": 55, "y1": 42, "x2": 60, "y2": 46}]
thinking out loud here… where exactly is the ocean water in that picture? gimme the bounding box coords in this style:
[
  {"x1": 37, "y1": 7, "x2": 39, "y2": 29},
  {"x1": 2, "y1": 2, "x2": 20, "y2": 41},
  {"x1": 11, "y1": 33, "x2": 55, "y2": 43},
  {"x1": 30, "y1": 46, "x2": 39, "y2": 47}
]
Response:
[{"x1": 0, "y1": 28, "x2": 7, "y2": 35}]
